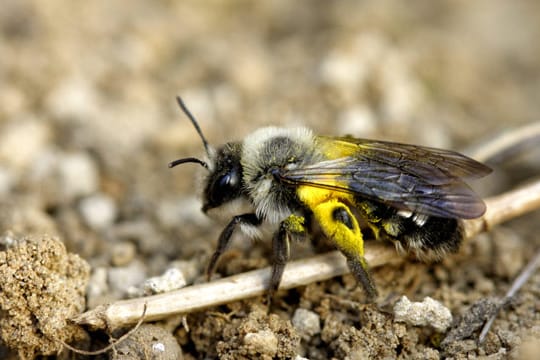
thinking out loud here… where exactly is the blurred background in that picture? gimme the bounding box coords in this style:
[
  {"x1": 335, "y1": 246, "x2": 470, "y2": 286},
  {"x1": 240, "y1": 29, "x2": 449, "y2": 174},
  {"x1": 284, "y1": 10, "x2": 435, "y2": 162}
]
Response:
[{"x1": 1, "y1": 0, "x2": 539, "y2": 358}]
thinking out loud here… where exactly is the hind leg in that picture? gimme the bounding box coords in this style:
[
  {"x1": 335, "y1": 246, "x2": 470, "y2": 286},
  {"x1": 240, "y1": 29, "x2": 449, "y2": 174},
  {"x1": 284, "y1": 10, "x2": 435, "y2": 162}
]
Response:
[{"x1": 311, "y1": 199, "x2": 378, "y2": 300}]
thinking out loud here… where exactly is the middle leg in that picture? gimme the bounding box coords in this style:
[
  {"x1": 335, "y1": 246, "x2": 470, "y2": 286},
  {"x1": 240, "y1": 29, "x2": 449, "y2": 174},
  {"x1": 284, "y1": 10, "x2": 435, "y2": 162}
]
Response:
[{"x1": 268, "y1": 214, "x2": 308, "y2": 303}]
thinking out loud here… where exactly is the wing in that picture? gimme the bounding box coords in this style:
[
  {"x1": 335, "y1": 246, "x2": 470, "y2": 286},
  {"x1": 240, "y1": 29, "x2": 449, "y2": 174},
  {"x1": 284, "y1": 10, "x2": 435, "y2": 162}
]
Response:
[{"x1": 281, "y1": 136, "x2": 492, "y2": 219}]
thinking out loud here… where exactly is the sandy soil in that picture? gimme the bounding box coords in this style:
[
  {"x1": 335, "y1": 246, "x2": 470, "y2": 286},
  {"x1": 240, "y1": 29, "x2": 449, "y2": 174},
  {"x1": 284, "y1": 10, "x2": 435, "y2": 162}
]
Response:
[{"x1": 1, "y1": 1, "x2": 540, "y2": 359}]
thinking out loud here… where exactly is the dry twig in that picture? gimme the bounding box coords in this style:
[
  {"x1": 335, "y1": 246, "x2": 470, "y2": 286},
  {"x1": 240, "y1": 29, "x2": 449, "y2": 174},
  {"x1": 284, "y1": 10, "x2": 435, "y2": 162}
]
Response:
[
  {"x1": 61, "y1": 303, "x2": 147, "y2": 355},
  {"x1": 478, "y1": 248, "x2": 540, "y2": 344}
]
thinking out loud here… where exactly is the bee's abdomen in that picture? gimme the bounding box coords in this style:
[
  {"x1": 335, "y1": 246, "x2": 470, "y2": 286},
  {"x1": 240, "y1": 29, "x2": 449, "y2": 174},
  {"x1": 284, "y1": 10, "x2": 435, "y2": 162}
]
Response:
[
  {"x1": 357, "y1": 200, "x2": 463, "y2": 261},
  {"x1": 389, "y1": 215, "x2": 462, "y2": 261}
]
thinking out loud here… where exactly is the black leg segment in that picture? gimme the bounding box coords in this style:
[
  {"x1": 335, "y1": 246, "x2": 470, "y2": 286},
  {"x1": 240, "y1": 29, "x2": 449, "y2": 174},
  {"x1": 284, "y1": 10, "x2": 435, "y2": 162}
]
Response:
[
  {"x1": 267, "y1": 215, "x2": 308, "y2": 304},
  {"x1": 206, "y1": 213, "x2": 261, "y2": 280},
  {"x1": 268, "y1": 223, "x2": 291, "y2": 303}
]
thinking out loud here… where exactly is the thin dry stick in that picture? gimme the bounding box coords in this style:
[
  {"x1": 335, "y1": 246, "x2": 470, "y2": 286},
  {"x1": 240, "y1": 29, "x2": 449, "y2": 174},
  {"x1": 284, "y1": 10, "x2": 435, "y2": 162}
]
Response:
[
  {"x1": 467, "y1": 122, "x2": 540, "y2": 163},
  {"x1": 462, "y1": 179, "x2": 540, "y2": 239},
  {"x1": 73, "y1": 244, "x2": 398, "y2": 330},
  {"x1": 73, "y1": 179, "x2": 540, "y2": 330},
  {"x1": 61, "y1": 303, "x2": 147, "y2": 355},
  {"x1": 477, "y1": 248, "x2": 540, "y2": 344}
]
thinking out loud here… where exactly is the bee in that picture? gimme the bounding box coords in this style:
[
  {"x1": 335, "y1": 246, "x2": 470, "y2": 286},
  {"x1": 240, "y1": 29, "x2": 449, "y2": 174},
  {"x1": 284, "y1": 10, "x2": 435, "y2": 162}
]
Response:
[{"x1": 169, "y1": 97, "x2": 492, "y2": 300}]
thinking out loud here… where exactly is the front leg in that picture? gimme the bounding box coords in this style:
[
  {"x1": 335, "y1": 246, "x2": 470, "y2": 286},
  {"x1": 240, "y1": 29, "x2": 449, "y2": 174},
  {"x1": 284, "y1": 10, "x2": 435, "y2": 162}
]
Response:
[
  {"x1": 268, "y1": 214, "x2": 308, "y2": 303},
  {"x1": 207, "y1": 213, "x2": 261, "y2": 280}
]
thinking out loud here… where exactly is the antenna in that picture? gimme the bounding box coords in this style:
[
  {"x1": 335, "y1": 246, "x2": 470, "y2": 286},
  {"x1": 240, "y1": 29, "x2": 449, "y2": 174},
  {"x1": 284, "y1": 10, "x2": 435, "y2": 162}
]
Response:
[
  {"x1": 176, "y1": 96, "x2": 211, "y2": 157},
  {"x1": 168, "y1": 157, "x2": 208, "y2": 169},
  {"x1": 168, "y1": 96, "x2": 211, "y2": 170}
]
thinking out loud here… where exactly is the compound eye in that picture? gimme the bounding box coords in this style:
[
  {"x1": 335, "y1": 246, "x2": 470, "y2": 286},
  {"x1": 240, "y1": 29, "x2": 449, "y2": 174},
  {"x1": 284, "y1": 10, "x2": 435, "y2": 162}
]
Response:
[
  {"x1": 206, "y1": 168, "x2": 241, "y2": 208},
  {"x1": 218, "y1": 172, "x2": 238, "y2": 190}
]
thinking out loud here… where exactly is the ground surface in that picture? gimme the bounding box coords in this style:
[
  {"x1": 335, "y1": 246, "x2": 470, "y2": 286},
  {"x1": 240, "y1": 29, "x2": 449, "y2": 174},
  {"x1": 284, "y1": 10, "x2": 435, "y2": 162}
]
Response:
[{"x1": 1, "y1": 1, "x2": 540, "y2": 359}]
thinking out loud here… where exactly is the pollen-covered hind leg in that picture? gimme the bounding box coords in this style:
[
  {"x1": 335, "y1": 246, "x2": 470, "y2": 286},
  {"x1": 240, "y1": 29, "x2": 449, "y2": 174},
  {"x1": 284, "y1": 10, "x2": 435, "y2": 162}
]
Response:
[
  {"x1": 268, "y1": 215, "x2": 307, "y2": 304},
  {"x1": 312, "y1": 200, "x2": 378, "y2": 300}
]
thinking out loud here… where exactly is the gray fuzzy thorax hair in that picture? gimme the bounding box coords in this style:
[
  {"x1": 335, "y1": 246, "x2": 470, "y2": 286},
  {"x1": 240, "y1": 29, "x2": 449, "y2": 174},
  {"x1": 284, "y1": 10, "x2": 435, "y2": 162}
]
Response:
[{"x1": 241, "y1": 127, "x2": 323, "y2": 223}]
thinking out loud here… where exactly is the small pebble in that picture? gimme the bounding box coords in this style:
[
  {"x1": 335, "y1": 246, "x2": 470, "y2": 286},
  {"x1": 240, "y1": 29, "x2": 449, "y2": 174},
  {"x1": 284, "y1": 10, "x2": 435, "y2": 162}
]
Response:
[
  {"x1": 292, "y1": 308, "x2": 321, "y2": 338},
  {"x1": 0, "y1": 166, "x2": 14, "y2": 195},
  {"x1": 86, "y1": 267, "x2": 109, "y2": 308},
  {"x1": 493, "y1": 228, "x2": 524, "y2": 279},
  {"x1": 227, "y1": 47, "x2": 271, "y2": 95},
  {"x1": 337, "y1": 106, "x2": 377, "y2": 136},
  {"x1": 0, "y1": 119, "x2": 50, "y2": 168},
  {"x1": 318, "y1": 32, "x2": 387, "y2": 95},
  {"x1": 243, "y1": 330, "x2": 278, "y2": 357},
  {"x1": 319, "y1": 49, "x2": 366, "y2": 94},
  {"x1": 169, "y1": 259, "x2": 201, "y2": 284},
  {"x1": 108, "y1": 260, "x2": 147, "y2": 295},
  {"x1": 115, "y1": 324, "x2": 183, "y2": 360},
  {"x1": 58, "y1": 152, "x2": 99, "y2": 200},
  {"x1": 111, "y1": 241, "x2": 136, "y2": 267},
  {"x1": 111, "y1": 220, "x2": 168, "y2": 254},
  {"x1": 79, "y1": 193, "x2": 117, "y2": 230},
  {"x1": 156, "y1": 197, "x2": 209, "y2": 229},
  {"x1": 141, "y1": 268, "x2": 187, "y2": 295},
  {"x1": 394, "y1": 296, "x2": 453, "y2": 332},
  {"x1": 45, "y1": 75, "x2": 99, "y2": 120},
  {"x1": 519, "y1": 326, "x2": 540, "y2": 360},
  {"x1": 378, "y1": 53, "x2": 422, "y2": 122},
  {"x1": 0, "y1": 231, "x2": 18, "y2": 248}
]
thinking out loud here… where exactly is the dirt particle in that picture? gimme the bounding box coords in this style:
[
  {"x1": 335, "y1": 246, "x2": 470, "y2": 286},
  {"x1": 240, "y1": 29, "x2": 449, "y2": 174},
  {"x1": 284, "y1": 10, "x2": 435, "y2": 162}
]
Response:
[
  {"x1": 114, "y1": 324, "x2": 182, "y2": 360},
  {"x1": 107, "y1": 260, "x2": 147, "y2": 296},
  {"x1": 518, "y1": 326, "x2": 540, "y2": 360},
  {"x1": 0, "y1": 234, "x2": 90, "y2": 358},
  {"x1": 393, "y1": 296, "x2": 453, "y2": 332},
  {"x1": 78, "y1": 193, "x2": 117, "y2": 231},
  {"x1": 110, "y1": 241, "x2": 136, "y2": 267},
  {"x1": 493, "y1": 228, "x2": 525, "y2": 279},
  {"x1": 211, "y1": 304, "x2": 301, "y2": 360},
  {"x1": 292, "y1": 308, "x2": 321, "y2": 339},
  {"x1": 243, "y1": 330, "x2": 278, "y2": 357},
  {"x1": 442, "y1": 297, "x2": 500, "y2": 347},
  {"x1": 140, "y1": 267, "x2": 187, "y2": 296}
]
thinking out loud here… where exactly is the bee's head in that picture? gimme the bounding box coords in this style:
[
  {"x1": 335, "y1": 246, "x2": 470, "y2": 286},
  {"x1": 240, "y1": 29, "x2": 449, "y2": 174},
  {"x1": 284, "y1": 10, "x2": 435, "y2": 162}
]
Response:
[
  {"x1": 200, "y1": 142, "x2": 243, "y2": 212},
  {"x1": 168, "y1": 97, "x2": 244, "y2": 213}
]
